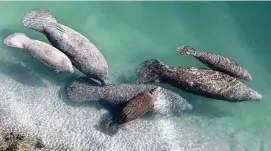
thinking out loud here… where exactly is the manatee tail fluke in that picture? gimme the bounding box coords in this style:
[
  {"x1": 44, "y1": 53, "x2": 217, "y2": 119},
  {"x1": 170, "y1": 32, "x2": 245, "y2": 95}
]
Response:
[
  {"x1": 250, "y1": 90, "x2": 262, "y2": 101},
  {"x1": 176, "y1": 46, "x2": 198, "y2": 56},
  {"x1": 244, "y1": 71, "x2": 253, "y2": 81},
  {"x1": 247, "y1": 74, "x2": 252, "y2": 81},
  {"x1": 136, "y1": 59, "x2": 167, "y2": 84},
  {"x1": 22, "y1": 9, "x2": 57, "y2": 32},
  {"x1": 4, "y1": 33, "x2": 30, "y2": 49}
]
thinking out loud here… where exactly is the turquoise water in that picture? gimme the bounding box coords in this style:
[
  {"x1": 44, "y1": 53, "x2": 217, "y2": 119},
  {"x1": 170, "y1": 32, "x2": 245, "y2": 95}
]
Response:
[{"x1": 0, "y1": 1, "x2": 270, "y2": 151}]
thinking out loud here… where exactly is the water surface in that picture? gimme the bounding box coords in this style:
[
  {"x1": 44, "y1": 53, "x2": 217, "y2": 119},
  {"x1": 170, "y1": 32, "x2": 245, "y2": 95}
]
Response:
[{"x1": 0, "y1": 2, "x2": 270, "y2": 151}]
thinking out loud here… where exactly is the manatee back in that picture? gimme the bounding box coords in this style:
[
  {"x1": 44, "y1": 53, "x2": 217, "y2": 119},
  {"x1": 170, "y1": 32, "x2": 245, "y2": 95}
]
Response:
[
  {"x1": 66, "y1": 77, "x2": 192, "y2": 114},
  {"x1": 117, "y1": 91, "x2": 155, "y2": 124},
  {"x1": 168, "y1": 67, "x2": 261, "y2": 101},
  {"x1": 196, "y1": 52, "x2": 252, "y2": 81},
  {"x1": 44, "y1": 22, "x2": 109, "y2": 84},
  {"x1": 24, "y1": 40, "x2": 73, "y2": 72}
]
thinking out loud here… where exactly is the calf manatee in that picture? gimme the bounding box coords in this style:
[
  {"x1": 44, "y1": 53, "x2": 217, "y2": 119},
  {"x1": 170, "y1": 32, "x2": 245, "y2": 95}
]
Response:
[
  {"x1": 136, "y1": 59, "x2": 262, "y2": 102},
  {"x1": 66, "y1": 77, "x2": 192, "y2": 115},
  {"x1": 22, "y1": 9, "x2": 109, "y2": 85},
  {"x1": 4, "y1": 33, "x2": 73, "y2": 73},
  {"x1": 177, "y1": 46, "x2": 252, "y2": 81}
]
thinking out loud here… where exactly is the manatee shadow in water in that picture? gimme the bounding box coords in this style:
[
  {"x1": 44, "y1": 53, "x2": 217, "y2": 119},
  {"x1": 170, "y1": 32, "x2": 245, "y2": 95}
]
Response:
[
  {"x1": 155, "y1": 83, "x2": 232, "y2": 118},
  {"x1": 93, "y1": 101, "x2": 126, "y2": 137},
  {"x1": 94, "y1": 106, "x2": 157, "y2": 137},
  {"x1": 94, "y1": 112, "x2": 119, "y2": 137},
  {"x1": 0, "y1": 60, "x2": 45, "y2": 87},
  {"x1": 94, "y1": 100, "x2": 158, "y2": 136}
]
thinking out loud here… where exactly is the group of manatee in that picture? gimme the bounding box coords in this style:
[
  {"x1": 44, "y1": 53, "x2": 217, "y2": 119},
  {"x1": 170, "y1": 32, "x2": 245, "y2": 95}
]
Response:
[{"x1": 3, "y1": 9, "x2": 262, "y2": 137}]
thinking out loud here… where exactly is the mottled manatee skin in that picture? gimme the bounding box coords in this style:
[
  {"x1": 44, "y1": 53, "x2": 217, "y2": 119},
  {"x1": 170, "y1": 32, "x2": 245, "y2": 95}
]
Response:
[
  {"x1": 117, "y1": 88, "x2": 158, "y2": 124},
  {"x1": 178, "y1": 46, "x2": 252, "y2": 81},
  {"x1": 66, "y1": 77, "x2": 192, "y2": 114},
  {"x1": 162, "y1": 67, "x2": 260, "y2": 101},
  {"x1": 136, "y1": 59, "x2": 262, "y2": 102},
  {"x1": 22, "y1": 9, "x2": 109, "y2": 85},
  {"x1": 4, "y1": 33, "x2": 74, "y2": 73},
  {"x1": 44, "y1": 24, "x2": 109, "y2": 85}
]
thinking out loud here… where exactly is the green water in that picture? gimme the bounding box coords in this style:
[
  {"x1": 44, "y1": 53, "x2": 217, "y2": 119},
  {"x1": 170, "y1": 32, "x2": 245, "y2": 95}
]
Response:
[{"x1": 0, "y1": 1, "x2": 270, "y2": 151}]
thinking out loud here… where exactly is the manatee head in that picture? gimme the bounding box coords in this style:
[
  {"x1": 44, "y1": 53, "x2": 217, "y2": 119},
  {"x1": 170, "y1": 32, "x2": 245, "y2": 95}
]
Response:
[{"x1": 136, "y1": 59, "x2": 168, "y2": 84}]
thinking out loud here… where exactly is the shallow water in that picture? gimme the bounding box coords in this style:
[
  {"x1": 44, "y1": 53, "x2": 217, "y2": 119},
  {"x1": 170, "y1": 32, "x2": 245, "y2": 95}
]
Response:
[{"x1": 0, "y1": 1, "x2": 270, "y2": 151}]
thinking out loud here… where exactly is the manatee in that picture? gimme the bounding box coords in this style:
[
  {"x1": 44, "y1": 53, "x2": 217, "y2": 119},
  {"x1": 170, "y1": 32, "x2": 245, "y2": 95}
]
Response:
[
  {"x1": 136, "y1": 59, "x2": 262, "y2": 102},
  {"x1": 99, "y1": 87, "x2": 160, "y2": 135},
  {"x1": 66, "y1": 77, "x2": 192, "y2": 115},
  {"x1": 115, "y1": 87, "x2": 160, "y2": 124},
  {"x1": 177, "y1": 46, "x2": 252, "y2": 81},
  {"x1": 4, "y1": 33, "x2": 73, "y2": 73},
  {"x1": 22, "y1": 9, "x2": 109, "y2": 85}
]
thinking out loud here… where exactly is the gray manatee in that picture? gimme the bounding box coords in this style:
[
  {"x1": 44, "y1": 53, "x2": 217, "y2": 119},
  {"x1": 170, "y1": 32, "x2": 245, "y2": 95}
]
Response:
[
  {"x1": 177, "y1": 46, "x2": 252, "y2": 81},
  {"x1": 22, "y1": 9, "x2": 109, "y2": 85},
  {"x1": 66, "y1": 77, "x2": 192, "y2": 115},
  {"x1": 136, "y1": 59, "x2": 262, "y2": 102},
  {"x1": 4, "y1": 33, "x2": 73, "y2": 73}
]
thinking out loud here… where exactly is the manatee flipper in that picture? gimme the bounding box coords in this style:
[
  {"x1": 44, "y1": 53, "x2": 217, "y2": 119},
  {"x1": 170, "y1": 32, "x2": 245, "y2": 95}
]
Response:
[
  {"x1": 4, "y1": 33, "x2": 30, "y2": 49},
  {"x1": 22, "y1": 9, "x2": 57, "y2": 32}
]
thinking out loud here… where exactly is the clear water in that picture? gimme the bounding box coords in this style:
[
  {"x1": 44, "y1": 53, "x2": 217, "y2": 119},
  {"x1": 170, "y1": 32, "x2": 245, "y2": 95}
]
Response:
[{"x1": 0, "y1": 1, "x2": 270, "y2": 151}]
